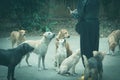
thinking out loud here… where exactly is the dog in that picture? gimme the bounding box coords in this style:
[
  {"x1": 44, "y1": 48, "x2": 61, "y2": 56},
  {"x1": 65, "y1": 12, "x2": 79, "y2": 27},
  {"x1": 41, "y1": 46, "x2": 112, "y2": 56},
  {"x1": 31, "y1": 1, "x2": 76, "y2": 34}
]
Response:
[
  {"x1": 108, "y1": 29, "x2": 120, "y2": 55},
  {"x1": 55, "y1": 39, "x2": 67, "y2": 71},
  {"x1": 55, "y1": 29, "x2": 72, "y2": 66},
  {"x1": 83, "y1": 51, "x2": 105, "y2": 80},
  {"x1": 22, "y1": 31, "x2": 55, "y2": 71},
  {"x1": 58, "y1": 49, "x2": 80, "y2": 75},
  {"x1": 56, "y1": 29, "x2": 72, "y2": 57},
  {"x1": 10, "y1": 30, "x2": 26, "y2": 48},
  {"x1": 0, "y1": 43, "x2": 34, "y2": 80}
]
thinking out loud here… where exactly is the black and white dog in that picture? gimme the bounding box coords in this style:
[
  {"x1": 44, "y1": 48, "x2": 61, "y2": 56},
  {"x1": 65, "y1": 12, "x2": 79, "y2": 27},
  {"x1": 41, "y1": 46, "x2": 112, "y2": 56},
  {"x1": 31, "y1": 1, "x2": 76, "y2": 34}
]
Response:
[{"x1": 0, "y1": 43, "x2": 34, "y2": 80}]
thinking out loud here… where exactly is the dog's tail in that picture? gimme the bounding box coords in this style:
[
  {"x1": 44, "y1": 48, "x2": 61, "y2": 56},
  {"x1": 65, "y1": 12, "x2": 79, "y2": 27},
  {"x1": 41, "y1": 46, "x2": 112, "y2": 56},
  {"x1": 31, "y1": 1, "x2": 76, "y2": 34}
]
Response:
[{"x1": 83, "y1": 55, "x2": 89, "y2": 68}]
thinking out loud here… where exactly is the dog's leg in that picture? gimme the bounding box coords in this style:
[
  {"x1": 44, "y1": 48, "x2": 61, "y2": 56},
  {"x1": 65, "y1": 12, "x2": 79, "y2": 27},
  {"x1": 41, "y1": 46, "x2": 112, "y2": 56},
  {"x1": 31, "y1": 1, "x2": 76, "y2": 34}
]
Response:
[
  {"x1": 91, "y1": 74, "x2": 98, "y2": 80},
  {"x1": 99, "y1": 72, "x2": 102, "y2": 80},
  {"x1": 91, "y1": 69, "x2": 98, "y2": 80},
  {"x1": 11, "y1": 67, "x2": 16, "y2": 80},
  {"x1": 118, "y1": 41, "x2": 120, "y2": 52},
  {"x1": 99, "y1": 69, "x2": 103, "y2": 80},
  {"x1": 38, "y1": 55, "x2": 42, "y2": 71},
  {"x1": 7, "y1": 67, "x2": 11, "y2": 80},
  {"x1": 42, "y1": 55, "x2": 46, "y2": 70},
  {"x1": 108, "y1": 46, "x2": 111, "y2": 55},
  {"x1": 54, "y1": 57, "x2": 57, "y2": 67},
  {"x1": 7, "y1": 66, "x2": 16, "y2": 80},
  {"x1": 26, "y1": 53, "x2": 32, "y2": 67},
  {"x1": 71, "y1": 65, "x2": 76, "y2": 75},
  {"x1": 12, "y1": 40, "x2": 15, "y2": 48},
  {"x1": 111, "y1": 50, "x2": 115, "y2": 56},
  {"x1": 56, "y1": 58, "x2": 60, "y2": 72}
]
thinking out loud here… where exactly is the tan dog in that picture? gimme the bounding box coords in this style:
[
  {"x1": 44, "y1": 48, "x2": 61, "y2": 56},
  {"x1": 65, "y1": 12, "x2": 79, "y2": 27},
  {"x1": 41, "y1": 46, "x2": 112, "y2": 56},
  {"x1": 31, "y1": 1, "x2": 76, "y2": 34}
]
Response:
[
  {"x1": 22, "y1": 32, "x2": 55, "y2": 71},
  {"x1": 54, "y1": 29, "x2": 72, "y2": 67},
  {"x1": 58, "y1": 49, "x2": 80, "y2": 75},
  {"x1": 56, "y1": 29, "x2": 72, "y2": 57},
  {"x1": 10, "y1": 30, "x2": 26, "y2": 48},
  {"x1": 108, "y1": 29, "x2": 120, "y2": 55}
]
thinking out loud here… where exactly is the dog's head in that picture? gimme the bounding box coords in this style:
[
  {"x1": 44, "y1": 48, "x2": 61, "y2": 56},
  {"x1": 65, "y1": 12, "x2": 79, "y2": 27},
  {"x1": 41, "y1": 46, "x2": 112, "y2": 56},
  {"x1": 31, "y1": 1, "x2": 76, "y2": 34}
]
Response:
[
  {"x1": 19, "y1": 30, "x2": 26, "y2": 36},
  {"x1": 19, "y1": 43, "x2": 34, "y2": 55},
  {"x1": 56, "y1": 29, "x2": 70, "y2": 40},
  {"x1": 93, "y1": 51, "x2": 106, "y2": 61},
  {"x1": 43, "y1": 31, "x2": 55, "y2": 40}
]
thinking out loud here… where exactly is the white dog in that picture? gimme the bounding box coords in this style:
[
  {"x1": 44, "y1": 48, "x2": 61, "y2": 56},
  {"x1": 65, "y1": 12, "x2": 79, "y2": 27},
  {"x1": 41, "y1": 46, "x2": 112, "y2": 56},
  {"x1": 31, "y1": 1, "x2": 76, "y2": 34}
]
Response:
[
  {"x1": 58, "y1": 49, "x2": 80, "y2": 75},
  {"x1": 55, "y1": 39, "x2": 67, "y2": 71},
  {"x1": 22, "y1": 32, "x2": 55, "y2": 71}
]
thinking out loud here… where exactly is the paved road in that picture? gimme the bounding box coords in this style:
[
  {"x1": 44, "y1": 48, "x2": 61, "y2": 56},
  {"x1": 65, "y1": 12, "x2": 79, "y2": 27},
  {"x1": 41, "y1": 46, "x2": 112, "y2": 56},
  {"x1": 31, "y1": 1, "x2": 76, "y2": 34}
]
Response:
[{"x1": 0, "y1": 36, "x2": 120, "y2": 80}]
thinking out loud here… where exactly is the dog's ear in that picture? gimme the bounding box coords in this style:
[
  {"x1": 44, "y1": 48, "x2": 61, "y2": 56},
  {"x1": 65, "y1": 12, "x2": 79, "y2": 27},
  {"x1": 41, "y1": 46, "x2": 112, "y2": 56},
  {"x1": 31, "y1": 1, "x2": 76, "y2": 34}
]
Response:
[
  {"x1": 57, "y1": 31, "x2": 61, "y2": 38},
  {"x1": 93, "y1": 51, "x2": 98, "y2": 56},
  {"x1": 100, "y1": 51, "x2": 106, "y2": 58},
  {"x1": 93, "y1": 51, "x2": 106, "y2": 60}
]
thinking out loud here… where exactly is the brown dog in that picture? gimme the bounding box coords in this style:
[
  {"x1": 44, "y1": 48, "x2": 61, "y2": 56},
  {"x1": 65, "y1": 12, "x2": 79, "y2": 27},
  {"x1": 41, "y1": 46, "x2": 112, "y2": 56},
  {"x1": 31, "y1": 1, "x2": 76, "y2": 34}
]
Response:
[
  {"x1": 108, "y1": 29, "x2": 120, "y2": 55},
  {"x1": 54, "y1": 29, "x2": 72, "y2": 66},
  {"x1": 10, "y1": 30, "x2": 26, "y2": 48},
  {"x1": 56, "y1": 29, "x2": 72, "y2": 57}
]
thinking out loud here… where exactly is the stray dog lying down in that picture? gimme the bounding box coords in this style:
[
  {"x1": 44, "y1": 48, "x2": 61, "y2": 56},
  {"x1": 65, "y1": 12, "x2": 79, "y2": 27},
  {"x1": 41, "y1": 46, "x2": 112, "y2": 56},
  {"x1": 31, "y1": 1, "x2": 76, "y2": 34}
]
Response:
[
  {"x1": 58, "y1": 49, "x2": 80, "y2": 75},
  {"x1": 23, "y1": 32, "x2": 55, "y2": 71},
  {"x1": 0, "y1": 43, "x2": 34, "y2": 80},
  {"x1": 10, "y1": 30, "x2": 26, "y2": 48},
  {"x1": 83, "y1": 51, "x2": 105, "y2": 80}
]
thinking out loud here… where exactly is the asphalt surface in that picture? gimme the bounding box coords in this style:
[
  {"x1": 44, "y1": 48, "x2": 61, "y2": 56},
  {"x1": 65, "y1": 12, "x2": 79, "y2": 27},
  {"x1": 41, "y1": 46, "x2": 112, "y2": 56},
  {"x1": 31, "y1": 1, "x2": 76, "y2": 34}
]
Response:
[{"x1": 0, "y1": 35, "x2": 120, "y2": 80}]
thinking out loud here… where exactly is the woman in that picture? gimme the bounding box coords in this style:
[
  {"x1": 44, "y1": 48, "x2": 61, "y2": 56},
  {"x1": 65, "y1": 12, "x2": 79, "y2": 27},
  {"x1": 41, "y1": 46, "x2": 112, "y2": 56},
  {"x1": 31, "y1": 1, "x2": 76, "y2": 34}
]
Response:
[{"x1": 76, "y1": 0, "x2": 100, "y2": 66}]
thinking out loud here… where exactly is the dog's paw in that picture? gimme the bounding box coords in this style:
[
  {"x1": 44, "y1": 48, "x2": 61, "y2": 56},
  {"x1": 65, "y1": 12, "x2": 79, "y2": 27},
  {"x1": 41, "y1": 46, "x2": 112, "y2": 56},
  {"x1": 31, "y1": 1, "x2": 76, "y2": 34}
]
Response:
[
  {"x1": 43, "y1": 67, "x2": 47, "y2": 70},
  {"x1": 28, "y1": 64, "x2": 32, "y2": 67},
  {"x1": 111, "y1": 52, "x2": 115, "y2": 56},
  {"x1": 56, "y1": 68, "x2": 59, "y2": 72},
  {"x1": 71, "y1": 73, "x2": 78, "y2": 76},
  {"x1": 106, "y1": 52, "x2": 111, "y2": 55},
  {"x1": 38, "y1": 68, "x2": 42, "y2": 71}
]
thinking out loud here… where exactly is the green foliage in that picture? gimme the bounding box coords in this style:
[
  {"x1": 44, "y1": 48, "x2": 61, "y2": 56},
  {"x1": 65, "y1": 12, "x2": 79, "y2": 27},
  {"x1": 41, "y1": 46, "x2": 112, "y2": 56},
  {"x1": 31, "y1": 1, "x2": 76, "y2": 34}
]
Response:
[
  {"x1": 0, "y1": 0, "x2": 49, "y2": 32},
  {"x1": 101, "y1": 0, "x2": 120, "y2": 19},
  {"x1": 45, "y1": 21, "x2": 58, "y2": 32},
  {"x1": 0, "y1": 0, "x2": 119, "y2": 32}
]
